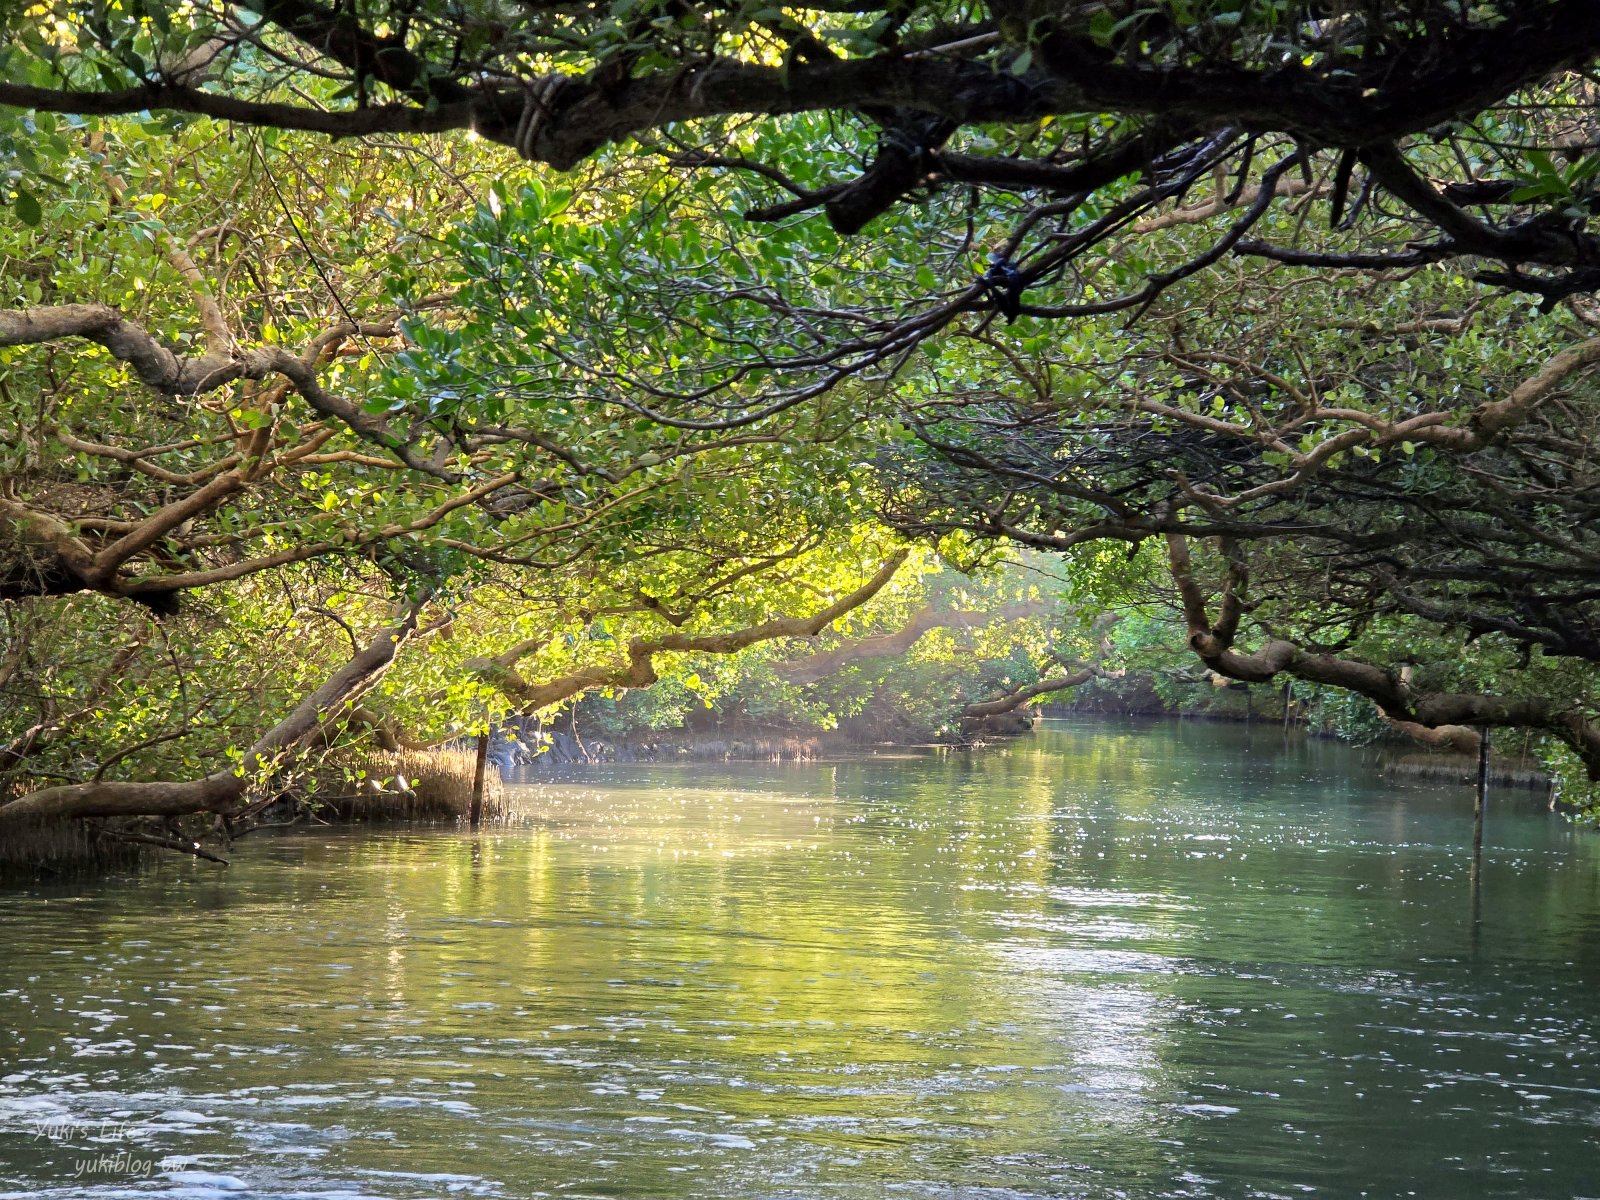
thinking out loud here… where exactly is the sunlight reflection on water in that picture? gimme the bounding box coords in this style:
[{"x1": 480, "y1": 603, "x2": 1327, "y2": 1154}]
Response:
[{"x1": 1, "y1": 719, "x2": 1598, "y2": 1198}]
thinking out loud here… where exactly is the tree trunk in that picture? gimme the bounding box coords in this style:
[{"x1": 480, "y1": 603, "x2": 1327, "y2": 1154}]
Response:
[{"x1": 470, "y1": 733, "x2": 489, "y2": 828}]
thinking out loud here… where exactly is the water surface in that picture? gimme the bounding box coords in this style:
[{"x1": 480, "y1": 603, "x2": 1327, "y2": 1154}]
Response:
[{"x1": 2, "y1": 719, "x2": 1598, "y2": 1198}]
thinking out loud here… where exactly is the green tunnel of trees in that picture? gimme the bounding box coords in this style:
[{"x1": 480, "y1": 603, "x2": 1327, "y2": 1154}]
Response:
[{"x1": 5, "y1": 0, "x2": 1600, "y2": 858}]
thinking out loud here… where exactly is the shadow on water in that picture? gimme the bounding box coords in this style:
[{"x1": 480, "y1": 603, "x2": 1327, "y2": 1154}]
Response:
[{"x1": 0, "y1": 717, "x2": 1597, "y2": 1199}]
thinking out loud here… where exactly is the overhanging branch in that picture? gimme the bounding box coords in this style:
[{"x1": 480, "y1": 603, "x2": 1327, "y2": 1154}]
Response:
[
  {"x1": 0, "y1": 605, "x2": 424, "y2": 822},
  {"x1": 472, "y1": 551, "x2": 909, "y2": 710}
]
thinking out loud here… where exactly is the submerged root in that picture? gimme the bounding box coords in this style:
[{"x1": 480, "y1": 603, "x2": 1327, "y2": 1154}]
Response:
[{"x1": 0, "y1": 816, "x2": 148, "y2": 882}]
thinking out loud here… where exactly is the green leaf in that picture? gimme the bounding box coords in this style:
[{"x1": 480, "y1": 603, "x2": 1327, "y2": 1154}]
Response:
[{"x1": 12, "y1": 189, "x2": 41, "y2": 226}]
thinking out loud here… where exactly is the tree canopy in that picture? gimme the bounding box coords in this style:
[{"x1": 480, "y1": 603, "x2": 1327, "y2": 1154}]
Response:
[
  {"x1": 6, "y1": 2, "x2": 1600, "y2": 848},
  {"x1": 9, "y1": 1, "x2": 1600, "y2": 298}
]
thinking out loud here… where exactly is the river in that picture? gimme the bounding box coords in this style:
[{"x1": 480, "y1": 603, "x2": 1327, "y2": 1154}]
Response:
[{"x1": 1, "y1": 718, "x2": 1597, "y2": 1198}]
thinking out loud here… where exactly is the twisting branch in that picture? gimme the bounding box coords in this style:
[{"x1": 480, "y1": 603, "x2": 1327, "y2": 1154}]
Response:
[
  {"x1": 776, "y1": 599, "x2": 1048, "y2": 683},
  {"x1": 0, "y1": 304, "x2": 453, "y2": 478},
  {"x1": 470, "y1": 552, "x2": 909, "y2": 710},
  {"x1": 960, "y1": 667, "x2": 1098, "y2": 721},
  {"x1": 3, "y1": 1, "x2": 1598, "y2": 178},
  {"x1": 1165, "y1": 534, "x2": 1600, "y2": 777}
]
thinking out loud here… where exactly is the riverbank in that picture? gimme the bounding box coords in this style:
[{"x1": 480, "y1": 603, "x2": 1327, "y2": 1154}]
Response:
[
  {"x1": 500, "y1": 709, "x2": 1556, "y2": 793},
  {"x1": 489, "y1": 710, "x2": 1046, "y2": 771},
  {"x1": 0, "y1": 745, "x2": 508, "y2": 881}
]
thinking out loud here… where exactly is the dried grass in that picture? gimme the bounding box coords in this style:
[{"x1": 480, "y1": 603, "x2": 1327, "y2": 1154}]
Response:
[
  {"x1": 313, "y1": 747, "x2": 508, "y2": 822},
  {"x1": 0, "y1": 817, "x2": 146, "y2": 882}
]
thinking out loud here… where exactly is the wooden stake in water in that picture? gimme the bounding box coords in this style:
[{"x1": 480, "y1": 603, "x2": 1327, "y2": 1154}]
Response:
[
  {"x1": 470, "y1": 732, "x2": 489, "y2": 829},
  {"x1": 1473, "y1": 726, "x2": 1490, "y2": 859}
]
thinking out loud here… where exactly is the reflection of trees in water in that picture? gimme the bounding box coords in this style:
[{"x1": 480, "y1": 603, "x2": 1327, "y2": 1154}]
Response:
[{"x1": 4, "y1": 725, "x2": 1600, "y2": 1194}]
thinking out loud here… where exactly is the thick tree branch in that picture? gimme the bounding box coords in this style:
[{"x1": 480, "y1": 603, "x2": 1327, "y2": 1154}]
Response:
[
  {"x1": 1165, "y1": 534, "x2": 1600, "y2": 777},
  {"x1": 960, "y1": 667, "x2": 1095, "y2": 721},
  {"x1": 0, "y1": 305, "x2": 452, "y2": 478},
  {"x1": 0, "y1": 606, "x2": 423, "y2": 821},
  {"x1": 776, "y1": 599, "x2": 1048, "y2": 682},
  {"x1": 4, "y1": 1, "x2": 1598, "y2": 180},
  {"x1": 471, "y1": 551, "x2": 909, "y2": 709}
]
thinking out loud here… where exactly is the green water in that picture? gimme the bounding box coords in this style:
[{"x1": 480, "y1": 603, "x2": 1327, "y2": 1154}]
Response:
[{"x1": 1, "y1": 719, "x2": 1598, "y2": 1199}]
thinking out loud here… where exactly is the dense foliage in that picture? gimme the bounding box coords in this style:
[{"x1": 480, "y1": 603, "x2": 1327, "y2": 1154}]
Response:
[{"x1": 5, "y1": 2, "x2": 1600, "y2": 855}]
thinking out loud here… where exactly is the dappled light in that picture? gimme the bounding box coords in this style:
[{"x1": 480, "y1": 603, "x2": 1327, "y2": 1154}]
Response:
[{"x1": 3, "y1": 4, "x2": 1600, "y2": 1193}]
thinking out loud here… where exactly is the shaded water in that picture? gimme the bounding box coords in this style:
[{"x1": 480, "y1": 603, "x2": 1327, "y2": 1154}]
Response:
[{"x1": 2, "y1": 719, "x2": 1598, "y2": 1199}]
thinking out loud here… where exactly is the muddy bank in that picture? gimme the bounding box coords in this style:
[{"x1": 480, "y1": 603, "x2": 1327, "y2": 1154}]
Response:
[
  {"x1": 0, "y1": 817, "x2": 147, "y2": 882},
  {"x1": 1376, "y1": 749, "x2": 1552, "y2": 792}
]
